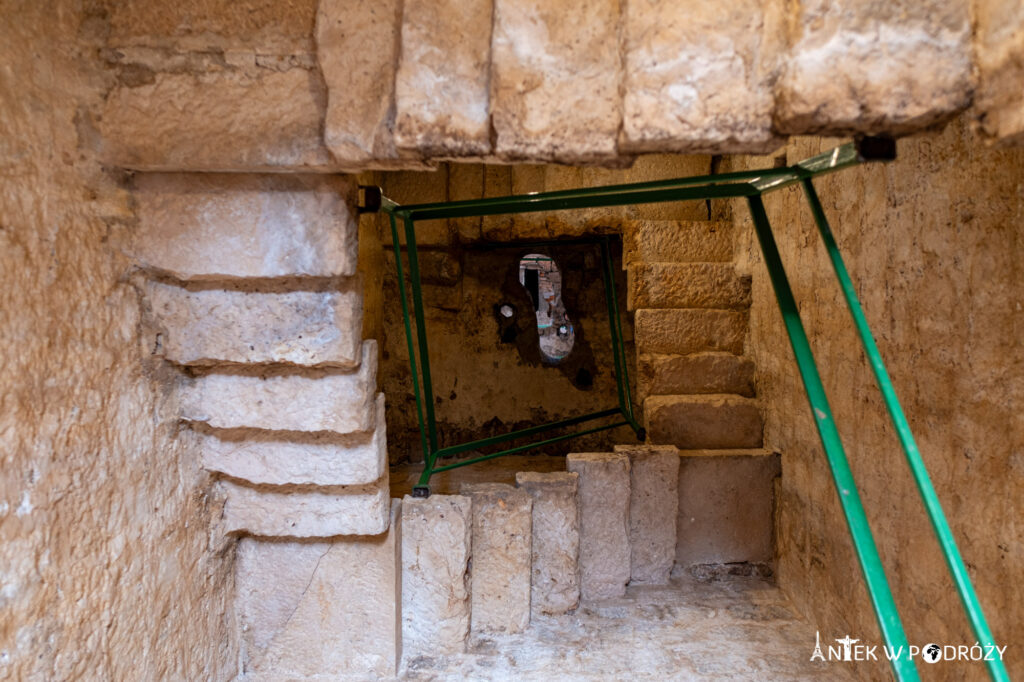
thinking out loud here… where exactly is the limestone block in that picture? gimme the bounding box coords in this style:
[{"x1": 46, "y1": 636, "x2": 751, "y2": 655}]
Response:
[
  {"x1": 566, "y1": 453, "x2": 630, "y2": 601},
  {"x1": 200, "y1": 393, "x2": 386, "y2": 486},
  {"x1": 644, "y1": 394, "x2": 763, "y2": 449},
  {"x1": 490, "y1": 0, "x2": 622, "y2": 163},
  {"x1": 461, "y1": 483, "x2": 532, "y2": 633},
  {"x1": 394, "y1": 0, "x2": 493, "y2": 157},
  {"x1": 146, "y1": 281, "x2": 362, "y2": 368},
  {"x1": 99, "y1": 67, "x2": 331, "y2": 171},
  {"x1": 317, "y1": 0, "x2": 404, "y2": 166},
  {"x1": 627, "y1": 263, "x2": 751, "y2": 311},
  {"x1": 677, "y1": 454, "x2": 780, "y2": 565},
  {"x1": 236, "y1": 500, "x2": 401, "y2": 677},
  {"x1": 401, "y1": 495, "x2": 472, "y2": 658},
  {"x1": 131, "y1": 173, "x2": 357, "y2": 280},
  {"x1": 219, "y1": 473, "x2": 390, "y2": 537},
  {"x1": 621, "y1": 0, "x2": 781, "y2": 154},
  {"x1": 974, "y1": 0, "x2": 1024, "y2": 145},
  {"x1": 180, "y1": 340, "x2": 377, "y2": 435},
  {"x1": 634, "y1": 309, "x2": 747, "y2": 355},
  {"x1": 638, "y1": 352, "x2": 755, "y2": 399},
  {"x1": 776, "y1": 0, "x2": 972, "y2": 135},
  {"x1": 515, "y1": 471, "x2": 581, "y2": 615},
  {"x1": 616, "y1": 444, "x2": 679, "y2": 584},
  {"x1": 623, "y1": 220, "x2": 734, "y2": 266}
]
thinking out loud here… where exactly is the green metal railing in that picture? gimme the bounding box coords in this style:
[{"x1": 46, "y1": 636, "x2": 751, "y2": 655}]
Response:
[{"x1": 372, "y1": 138, "x2": 1006, "y2": 681}]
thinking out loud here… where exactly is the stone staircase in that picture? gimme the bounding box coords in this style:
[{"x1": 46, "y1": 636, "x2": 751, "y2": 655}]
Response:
[{"x1": 402, "y1": 441, "x2": 783, "y2": 672}]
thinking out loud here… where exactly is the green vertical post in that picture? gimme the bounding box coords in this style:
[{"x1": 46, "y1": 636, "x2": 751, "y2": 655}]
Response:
[
  {"x1": 388, "y1": 214, "x2": 430, "y2": 469},
  {"x1": 600, "y1": 237, "x2": 635, "y2": 431},
  {"x1": 747, "y1": 194, "x2": 918, "y2": 682},
  {"x1": 801, "y1": 179, "x2": 1009, "y2": 681}
]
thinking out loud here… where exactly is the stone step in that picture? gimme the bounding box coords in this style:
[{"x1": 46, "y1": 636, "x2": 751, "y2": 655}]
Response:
[
  {"x1": 146, "y1": 280, "x2": 363, "y2": 369},
  {"x1": 675, "y1": 452, "x2": 780, "y2": 569},
  {"x1": 633, "y1": 308, "x2": 747, "y2": 355},
  {"x1": 234, "y1": 500, "x2": 401, "y2": 677},
  {"x1": 461, "y1": 483, "x2": 533, "y2": 634},
  {"x1": 515, "y1": 472, "x2": 581, "y2": 616},
  {"x1": 130, "y1": 173, "x2": 357, "y2": 280},
  {"x1": 644, "y1": 394, "x2": 763, "y2": 449},
  {"x1": 218, "y1": 473, "x2": 391, "y2": 537},
  {"x1": 626, "y1": 262, "x2": 751, "y2": 311},
  {"x1": 623, "y1": 220, "x2": 733, "y2": 266},
  {"x1": 566, "y1": 453, "x2": 631, "y2": 601},
  {"x1": 638, "y1": 352, "x2": 755, "y2": 400},
  {"x1": 199, "y1": 393, "x2": 387, "y2": 487},
  {"x1": 401, "y1": 494, "x2": 472, "y2": 659},
  {"x1": 180, "y1": 340, "x2": 377, "y2": 435},
  {"x1": 614, "y1": 445, "x2": 679, "y2": 585}
]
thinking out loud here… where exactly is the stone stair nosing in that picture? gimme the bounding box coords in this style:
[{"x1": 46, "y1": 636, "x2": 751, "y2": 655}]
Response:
[
  {"x1": 623, "y1": 220, "x2": 734, "y2": 268},
  {"x1": 643, "y1": 393, "x2": 763, "y2": 451}
]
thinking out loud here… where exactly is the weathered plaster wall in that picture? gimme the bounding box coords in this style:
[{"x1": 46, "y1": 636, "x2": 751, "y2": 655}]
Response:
[
  {"x1": 0, "y1": 3, "x2": 238, "y2": 678},
  {"x1": 368, "y1": 156, "x2": 712, "y2": 463},
  {"x1": 728, "y1": 117, "x2": 1023, "y2": 679}
]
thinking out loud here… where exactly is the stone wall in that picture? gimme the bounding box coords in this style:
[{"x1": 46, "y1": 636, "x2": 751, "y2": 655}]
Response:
[
  {"x1": 93, "y1": 0, "x2": 1024, "y2": 175},
  {"x1": 727, "y1": 116, "x2": 1024, "y2": 679},
  {"x1": 0, "y1": 3, "x2": 238, "y2": 679}
]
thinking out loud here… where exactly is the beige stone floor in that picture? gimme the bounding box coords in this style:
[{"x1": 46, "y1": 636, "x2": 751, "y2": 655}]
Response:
[{"x1": 401, "y1": 573, "x2": 862, "y2": 681}]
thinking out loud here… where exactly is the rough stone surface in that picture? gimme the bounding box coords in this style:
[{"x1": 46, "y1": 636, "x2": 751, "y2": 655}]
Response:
[
  {"x1": 775, "y1": 0, "x2": 973, "y2": 135},
  {"x1": 0, "y1": 7, "x2": 238, "y2": 680},
  {"x1": 236, "y1": 500, "x2": 401, "y2": 677},
  {"x1": 99, "y1": 66, "x2": 331, "y2": 171},
  {"x1": 402, "y1": 575, "x2": 859, "y2": 681},
  {"x1": 627, "y1": 263, "x2": 752, "y2": 310},
  {"x1": 394, "y1": 0, "x2": 493, "y2": 157},
  {"x1": 180, "y1": 340, "x2": 377, "y2": 435},
  {"x1": 676, "y1": 454, "x2": 780, "y2": 566},
  {"x1": 623, "y1": 220, "x2": 734, "y2": 266},
  {"x1": 645, "y1": 394, "x2": 763, "y2": 449},
  {"x1": 974, "y1": 0, "x2": 1024, "y2": 145},
  {"x1": 638, "y1": 352, "x2": 756, "y2": 399},
  {"x1": 617, "y1": 444, "x2": 679, "y2": 584},
  {"x1": 621, "y1": 0, "x2": 782, "y2": 153},
  {"x1": 634, "y1": 309, "x2": 748, "y2": 355},
  {"x1": 316, "y1": 0, "x2": 405, "y2": 167},
  {"x1": 490, "y1": 0, "x2": 622, "y2": 163},
  {"x1": 729, "y1": 124, "x2": 1024, "y2": 680},
  {"x1": 219, "y1": 474, "x2": 390, "y2": 537},
  {"x1": 566, "y1": 453, "x2": 631, "y2": 601},
  {"x1": 515, "y1": 471, "x2": 581, "y2": 615},
  {"x1": 401, "y1": 495, "x2": 472, "y2": 658},
  {"x1": 461, "y1": 483, "x2": 532, "y2": 633},
  {"x1": 130, "y1": 173, "x2": 358, "y2": 280},
  {"x1": 199, "y1": 393, "x2": 387, "y2": 486},
  {"x1": 146, "y1": 280, "x2": 363, "y2": 368}
]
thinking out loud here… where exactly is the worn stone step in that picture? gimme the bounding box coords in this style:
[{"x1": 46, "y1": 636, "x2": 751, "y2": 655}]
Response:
[
  {"x1": 644, "y1": 394, "x2": 763, "y2": 449},
  {"x1": 515, "y1": 471, "x2": 581, "y2": 615},
  {"x1": 401, "y1": 494, "x2": 472, "y2": 659},
  {"x1": 624, "y1": 220, "x2": 733, "y2": 267},
  {"x1": 614, "y1": 444, "x2": 679, "y2": 585},
  {"x1": 627, "y1": 263, "x2": 751, "y2": 311},
  {"x1": 566, "y1": 452, "x2": 631, "y2": 601},
  {"x1": 146, "y1": 280, "x2": 363, "y2": 368},
  {"x1": 218, "y1": 473, "x2": 391, "y2": 537},
  {"x1": 638, "y1": 352, "x2": 755, "y2": 400},
  {"x1": 131, "y1": 173, "x2": 357, "y2": 280},
  {"x1": 234, "y1": 500, "x2": 401, "y2": 677},
  {"x1": 461, "y1": 483, "x2": 533, "y2": 634},
  {"x1": 180, "y1": 340, "x2": 377, "y2": 435},
  {"x1": 633, "y1": 309, "x2": 747, "y2": 355},
  {"x1": 675, "y1": 452, "x2": 780, "y2": 568},
  {"x1": 199, "y1": 393, "x2": 387, "y2": 487}
]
